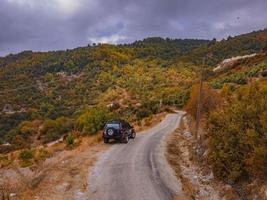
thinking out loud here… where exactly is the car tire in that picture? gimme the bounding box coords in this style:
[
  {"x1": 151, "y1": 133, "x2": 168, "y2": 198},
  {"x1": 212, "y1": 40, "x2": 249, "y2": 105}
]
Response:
[
  {"x1": 130, "y1": 131, "x2": 136, "y2": 139},
  {"x1": 106, "y1": 128, "x2": 115, "y2": 136},
  {"x1": 104, "y1": 138, "x2": 109, "y2": 144},
  {"x1": 123, "y1": 135, "x2": 129, "y2": 144}
]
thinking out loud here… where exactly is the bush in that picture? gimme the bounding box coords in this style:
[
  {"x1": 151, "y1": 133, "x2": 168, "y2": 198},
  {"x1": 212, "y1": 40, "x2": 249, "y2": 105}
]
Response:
[
  {"x1": 40, "y1": 117, "x2": 73, "y2": 143},
  {"x1": 135, "y1": 100, "x2": 160, "y2": 120},
  {"x1": 65, "y1": 134, "x2": 75, "y2": 146},
  {"x1": 208, "y1": 83, "x2": 267, "y2": 183},
  {"x1": 211, "y1": 73, "x2": 247, "y2": 89},
  {"x1": 0, "y1": 145, "x2": 14, "y2": 154},
  {"x1": 19, "y1": 149, "x2": 34, "y2": 160},
  {"x1": 76, "y1": 107, "x2": 116, "y2": 135},
  {"x1": 18, "y1": 121, "x2": 36, "y2": 136},
  {"x1": 185, "y1": 83, "x2": 222, "y2": 119},
  {"x1": 37, "y1": 148, "x2": 51, "y2": 161},
  {"x1": 5, "y1": 134, "x2": 29, "y2": 150},
  {"x1": 161, "y1": 90, "x2": 190, "y2": 108},
  {"x1": 0, "y1": 155, "x2": 11, "y2": 167},
  {"x1": 210, "y1": 81, "x2": 223, "y2": 89}
]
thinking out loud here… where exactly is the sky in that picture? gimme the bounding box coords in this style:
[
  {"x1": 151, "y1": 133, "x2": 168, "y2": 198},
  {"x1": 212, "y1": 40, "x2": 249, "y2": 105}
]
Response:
[{"x1": 0, "y1": 0, "x2": 267, "y2": 56}]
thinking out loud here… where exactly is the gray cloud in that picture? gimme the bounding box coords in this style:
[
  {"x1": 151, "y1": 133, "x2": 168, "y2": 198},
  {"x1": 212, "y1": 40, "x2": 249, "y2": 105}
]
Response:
[{"x1": 0, "y1": 0, "x2": 267, "y2": 56}]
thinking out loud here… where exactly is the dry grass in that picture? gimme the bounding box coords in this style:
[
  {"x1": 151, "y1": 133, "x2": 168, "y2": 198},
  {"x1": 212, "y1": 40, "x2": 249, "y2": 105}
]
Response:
[
  {"x1": 23, "y1": 134, "x2": 106, "y2": 199},
  {"x1": 0, "y1": 133, "x2": 106, "y2": 200},
  {"x1": 0, "y1": 155, "x2": 12, "y2": 168}
]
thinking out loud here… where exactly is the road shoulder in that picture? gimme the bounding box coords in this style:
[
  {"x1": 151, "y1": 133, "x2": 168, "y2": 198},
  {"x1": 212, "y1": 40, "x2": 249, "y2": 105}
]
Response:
[{"x1": 165, "y1": 115, "x2": 240, "y2": 200}]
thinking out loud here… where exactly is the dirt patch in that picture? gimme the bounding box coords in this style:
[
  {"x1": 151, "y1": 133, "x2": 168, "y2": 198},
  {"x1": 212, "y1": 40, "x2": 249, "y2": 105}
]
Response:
[
  {"x1": 0, "y1": 135, "x2": 107, "y2": 200},
  {"x1": 22, "y1": 136, "x2": 107, "y2": 200}
]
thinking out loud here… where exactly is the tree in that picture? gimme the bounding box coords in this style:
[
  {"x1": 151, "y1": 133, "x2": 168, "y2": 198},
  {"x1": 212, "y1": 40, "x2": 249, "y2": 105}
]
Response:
[
  {"x1": 208, "y1": 83, "x2": 267, "y2": 182},
  {"x1": 76, "y1": 107, "x2": 116, "y2": 135}
]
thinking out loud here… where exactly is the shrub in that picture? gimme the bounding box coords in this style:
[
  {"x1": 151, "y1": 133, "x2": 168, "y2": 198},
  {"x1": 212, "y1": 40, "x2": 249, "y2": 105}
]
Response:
[
  {"x1": 0, "y1": 145, "x2": 14, "y2": 154},
  {"x1": 76, "y1": 107, "x2": 116, "y2": 135},
  {"x1": 229, "y1": 73, "x2": 247, "y2": 84},
  {"x1": 208, "y1": 83, "x2": 267, "y2": 183},
  {"x1": 162, "y1": 92, "x2": 190, "y2": 108},
  {"x1": 185, "y1": 83, "x2": 222, "y2": 119},
  {"x1": 40, "y1": 117, "x2": 73, "y2": 143},
  {"x1": 65, "y1": 134, "x2": 75, "y2": 146},
  {"x1": 19, "y1": 149, "x2": 35, "y2": 167},
  {"x1": 18, "y1": 121, "x2": 36, "y2": 136},
  {"x1": 246, "y1": 62, "x2": 267, "y2": 77},
  {"x1": 210, "y1": 81, "x2": 223, "y2": 89},
  {"x1": 211, "y1": 73, "x2": 247, "y2": 89},
  {"x1": 135, "y1": 100, "x2": 160, "y2": 120},
  {"x1": 19, "y1": 149, "x2": 34, "y2": 160},
  {"x1": 12, "y1": 120, "x2": 41, "y2": 143},
  {"x1": 37, "y1": 148, "x2": 51, "y2": 161},
  {"x1": 0, "y1": 155, "x2": 11, "y2": 167},
  {"x1": 4, "y1": 134, "x2": 29, "y2": 150}
]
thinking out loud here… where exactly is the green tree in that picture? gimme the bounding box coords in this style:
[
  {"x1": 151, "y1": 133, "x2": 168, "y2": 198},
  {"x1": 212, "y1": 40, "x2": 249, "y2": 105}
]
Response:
[{"x1": 76, "y1": 107, "x2": 116, "y2": 135}]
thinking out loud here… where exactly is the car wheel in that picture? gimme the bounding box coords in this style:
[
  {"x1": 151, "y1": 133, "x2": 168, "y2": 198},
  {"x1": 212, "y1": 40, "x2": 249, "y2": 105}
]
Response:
[
  {"x1": 123, "y1": 135, "x2": 129, "y2": 144},
  {"x1": 104, "y1": 138, "x2": 109, "y2": 144},
  {"x1": 131, "y1": 131, "x2": 136, "y2": 139}
]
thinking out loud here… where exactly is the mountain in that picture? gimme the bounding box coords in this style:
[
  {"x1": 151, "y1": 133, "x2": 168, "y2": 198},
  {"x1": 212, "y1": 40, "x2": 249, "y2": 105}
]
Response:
[{"x1": 0, "y1": 29, "x2": 267, "y2": 150}]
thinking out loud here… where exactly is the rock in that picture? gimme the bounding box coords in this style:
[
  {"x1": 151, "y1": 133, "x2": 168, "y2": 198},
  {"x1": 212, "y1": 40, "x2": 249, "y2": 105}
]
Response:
[
  {"x1": 183, "y1": 131, "x2": 192, "y2": 138},
  {"x1": 204, "y1": 172, "x2": 214, "y2": 181},
  {"x1": 2, "y1": 104, "x2": 14, "y2": 114},
  {"x1": 10, "y1": 193, "x2": 16, "y2": 197},
  {"x1": 55, "y1": 182, "x2": 70, "y2": 192},
  {"x1": 10, "y1": 193, "x2": 17, "y2": 200},
  {"x1": 213, "y1": 54, "x2": 257, "y2": 72}
]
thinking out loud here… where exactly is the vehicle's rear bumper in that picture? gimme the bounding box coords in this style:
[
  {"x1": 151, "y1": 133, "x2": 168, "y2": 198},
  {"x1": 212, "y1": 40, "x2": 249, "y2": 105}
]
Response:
[{"x1": 103, "y1": 133, "x2": 123, "y2": 140}]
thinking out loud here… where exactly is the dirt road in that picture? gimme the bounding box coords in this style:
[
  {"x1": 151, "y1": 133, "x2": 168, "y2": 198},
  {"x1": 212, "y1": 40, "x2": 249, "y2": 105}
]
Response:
[{"x1": 87, "y1": 112, "x2": 186, "y2": 200}]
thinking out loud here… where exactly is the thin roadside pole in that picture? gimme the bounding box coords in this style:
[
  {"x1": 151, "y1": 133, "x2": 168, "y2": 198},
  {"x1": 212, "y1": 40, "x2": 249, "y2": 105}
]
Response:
[
  {"x1": 195, "y1": 57, "x2": 205, "y2": 141},
  {"x1": 195, "y1": 52, "x2": 213, "y2": 143}
]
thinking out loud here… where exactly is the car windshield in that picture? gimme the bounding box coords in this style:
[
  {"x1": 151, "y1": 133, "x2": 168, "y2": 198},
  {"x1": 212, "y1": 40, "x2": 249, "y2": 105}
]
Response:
[{"x1": 105, "y1": 123, "x2": 120, "y2": 129}]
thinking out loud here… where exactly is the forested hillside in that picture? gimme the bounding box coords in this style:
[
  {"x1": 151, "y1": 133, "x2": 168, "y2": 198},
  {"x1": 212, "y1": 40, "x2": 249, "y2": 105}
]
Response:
[
  {"x1": 185, "y1": 49, "x2": 267, "y2": 197},
  {"x1": 0, "y1": 38, "x2": 208, "y2": 149},
  {"x1": 181, "y1": 29, "x2": 267, "y2": 66},
  {"x1": 1, "y1": 29, "x2": 267, "y2": 153}
]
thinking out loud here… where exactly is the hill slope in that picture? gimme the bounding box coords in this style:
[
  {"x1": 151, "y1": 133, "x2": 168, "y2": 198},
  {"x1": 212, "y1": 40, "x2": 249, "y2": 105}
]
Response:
[{"x1": 1, "y1": 29, "x2": 267, "y2": 150}]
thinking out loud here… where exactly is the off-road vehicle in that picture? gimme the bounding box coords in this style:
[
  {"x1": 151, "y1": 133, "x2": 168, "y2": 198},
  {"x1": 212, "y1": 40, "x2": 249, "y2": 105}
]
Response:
[{"x1": 103, "y1": 120, "x2": 136, "y2": 144}]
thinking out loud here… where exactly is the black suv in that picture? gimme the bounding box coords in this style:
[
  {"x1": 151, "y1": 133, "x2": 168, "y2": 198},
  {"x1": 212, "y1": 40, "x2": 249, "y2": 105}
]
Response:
[{"x1": 103, "y1": 120, "x2": 136, "y2": 143}]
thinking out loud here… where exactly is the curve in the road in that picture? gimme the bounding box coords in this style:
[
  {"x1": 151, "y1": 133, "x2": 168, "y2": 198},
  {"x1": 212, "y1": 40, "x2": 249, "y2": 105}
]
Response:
[{"x1": 87, "y1": 112, "x2": 186, "y2": 200}]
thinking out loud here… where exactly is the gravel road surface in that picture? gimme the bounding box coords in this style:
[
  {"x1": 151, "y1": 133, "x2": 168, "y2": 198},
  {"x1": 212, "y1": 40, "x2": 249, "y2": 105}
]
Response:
[{"x1": 87, "y1": 112, "x2": 185, "y2": 200}]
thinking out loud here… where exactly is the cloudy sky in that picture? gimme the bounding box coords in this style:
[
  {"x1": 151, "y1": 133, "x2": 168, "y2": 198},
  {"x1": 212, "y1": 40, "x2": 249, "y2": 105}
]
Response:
[{"x1": 1, "y1": 0, "x2": 267, "y2": 56}]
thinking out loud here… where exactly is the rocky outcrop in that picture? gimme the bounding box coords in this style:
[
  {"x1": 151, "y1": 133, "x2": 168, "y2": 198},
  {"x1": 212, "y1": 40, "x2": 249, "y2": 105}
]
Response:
[{"x1": 213, "y1": 54, "x2": 257, "y2": 72}]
